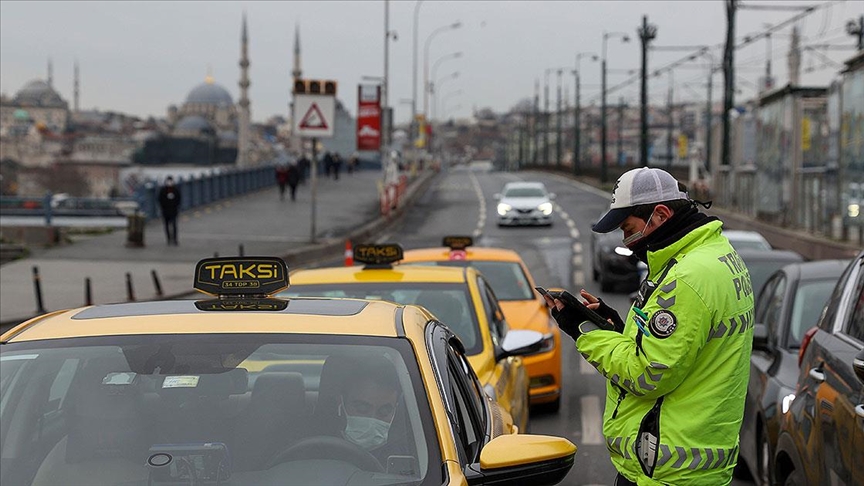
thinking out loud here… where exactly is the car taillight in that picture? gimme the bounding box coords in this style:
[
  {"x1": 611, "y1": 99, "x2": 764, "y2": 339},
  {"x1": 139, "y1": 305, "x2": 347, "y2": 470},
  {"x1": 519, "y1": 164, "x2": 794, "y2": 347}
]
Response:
[{"x1": 798, "y1": 326, "x2": 819, "y2": 367}]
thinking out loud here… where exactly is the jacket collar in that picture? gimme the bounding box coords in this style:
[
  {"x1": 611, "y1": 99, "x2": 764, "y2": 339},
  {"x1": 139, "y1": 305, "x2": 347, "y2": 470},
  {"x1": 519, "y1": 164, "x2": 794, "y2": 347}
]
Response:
[{"x1": 646, "y1": 219, "x2": 724, "y2": 278}]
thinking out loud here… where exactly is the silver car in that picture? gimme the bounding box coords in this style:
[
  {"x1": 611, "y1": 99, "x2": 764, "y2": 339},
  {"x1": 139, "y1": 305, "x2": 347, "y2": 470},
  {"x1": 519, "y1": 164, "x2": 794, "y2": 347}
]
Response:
[{"x1": 495, "y1": 182, "x2": 555, "y2": 226}]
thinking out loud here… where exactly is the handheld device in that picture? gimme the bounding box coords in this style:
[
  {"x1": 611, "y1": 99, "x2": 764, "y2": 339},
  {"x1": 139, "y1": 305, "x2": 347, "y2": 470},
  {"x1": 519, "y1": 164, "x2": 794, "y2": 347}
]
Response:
[{"x1": 536, "y1": 287, "x2": 615, "y2": 331}]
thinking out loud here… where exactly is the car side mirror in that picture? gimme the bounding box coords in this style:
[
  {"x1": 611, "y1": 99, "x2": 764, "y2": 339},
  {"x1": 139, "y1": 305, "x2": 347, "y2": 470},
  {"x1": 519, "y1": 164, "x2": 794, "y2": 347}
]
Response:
[
  {"x1": 493, "y1": 193, "x2": 502, "y2": 200},
  {"x1": 496, "y1": 329, "x2": 544, "y2": 361},
  {"x1": 854, "y1": 348, "x2": 864, "y2": 384},
  {"x1": 548, "y1": 193, "x2": 556, "y2": 200},
  {"x1": 753, "y1": 323, "x2": 771, "y2": 352},
  {"x1": 465, "y1": 434, "x2": 576, "y2": 486}
]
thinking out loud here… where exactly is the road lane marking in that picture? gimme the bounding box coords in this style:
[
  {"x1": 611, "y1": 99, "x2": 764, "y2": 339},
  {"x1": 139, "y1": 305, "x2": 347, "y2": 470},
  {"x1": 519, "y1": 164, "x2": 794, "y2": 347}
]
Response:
[
  {"x1": 579, "y1": 355, "x2": 595, "y2": 375},
  {"x1": 570, "y1": 228, "x2": 580, "y2": 239},
  {"x1": 581, "y1": 395, "x2": 604, "y2": 445},
  {"x1": 566, "y1": 219, "x2": 575, "y2": 229},
  {"x1": 572, "y1": 255, "x2": 583, "y2": 266},
  {"x1": 573, "y1": 242, "x2": 583, "y2": 253},
  {"x1": 574, "y1": 271, "x2": 585, "y2": 286},
  {"x1": 468, "y1": 171, "x2": 486, "y2": 237}
]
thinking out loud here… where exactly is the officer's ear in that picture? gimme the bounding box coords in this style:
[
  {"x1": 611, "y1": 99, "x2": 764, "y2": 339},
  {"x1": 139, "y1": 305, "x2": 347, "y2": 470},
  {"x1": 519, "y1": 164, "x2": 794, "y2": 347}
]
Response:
[{"x1": 653, "y1": 204, "x2": 674, "y2": 224}]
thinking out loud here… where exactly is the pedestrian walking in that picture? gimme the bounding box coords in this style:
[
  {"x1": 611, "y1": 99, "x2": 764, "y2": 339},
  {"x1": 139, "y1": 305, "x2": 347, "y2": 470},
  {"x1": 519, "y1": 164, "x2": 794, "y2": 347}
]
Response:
[
  {"x1": 275, "y1": 165, "x2": 289, "y2": 201},
  {"x1": 297, "y1": 154, "x2": 310, "y2": 185},
  {"x1": 541, "y1": 167, "x2": 754, "y2": 485},
  {"x1": 348, "y1": 152, "x2": 359, "y2": 174},
  {"x1": 158, "y1": 176, "x2": 182, "y2": 245},
  {"x1": 286, "y1": 163, "x2": 300, "y2": 201},
  {"x1": 323, "y1": 151, "x2": 333, "y2": 178},
  {"x1": 333, "y1": 153, "x2": 342, "y2": 180}
]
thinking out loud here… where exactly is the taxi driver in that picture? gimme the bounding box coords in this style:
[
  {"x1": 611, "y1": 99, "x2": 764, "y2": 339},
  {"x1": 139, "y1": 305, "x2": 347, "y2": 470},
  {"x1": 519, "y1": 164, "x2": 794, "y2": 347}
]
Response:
[{"x1": 339, "y1": 362, "x2": 401, "y2": 454}]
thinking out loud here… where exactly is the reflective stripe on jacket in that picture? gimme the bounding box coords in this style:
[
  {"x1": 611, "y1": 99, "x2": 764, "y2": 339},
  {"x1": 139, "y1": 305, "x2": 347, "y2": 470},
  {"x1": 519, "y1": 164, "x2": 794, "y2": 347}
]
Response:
[{"x1": 577, "y1": 220, "x2": 754, "y2": 485}]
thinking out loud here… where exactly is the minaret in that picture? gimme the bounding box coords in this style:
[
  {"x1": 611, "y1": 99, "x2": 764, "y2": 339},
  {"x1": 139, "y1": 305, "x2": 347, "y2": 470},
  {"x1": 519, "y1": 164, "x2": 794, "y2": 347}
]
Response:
[
  {"x1": 73, "y1": 60, "x2": 80, "y2": 112},
  {"x1": 47, "y1": 58, "x2": 53, "y2": 87},
  {"x1": 237, "y1": 13, "x2": 252, "y2": 167},
  {"x1": 292, "y1": 24, "x2": 302, "y2": 82}
]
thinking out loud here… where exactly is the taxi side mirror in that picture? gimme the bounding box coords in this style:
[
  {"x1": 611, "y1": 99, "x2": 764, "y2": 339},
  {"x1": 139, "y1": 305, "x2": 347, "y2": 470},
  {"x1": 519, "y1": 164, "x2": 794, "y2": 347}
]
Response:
[
  {"x1": 493, "y1": 193, "x2": 502, "y2": 200},
  {"x1": 753, "y1": 323, "x2": 771, "y2": 352},
  {"x1": 464, "y1": 434, "x2": 576, "y2": 486},
  {"x1": 548, "y1": 192, "x2": 556, "y2": 200},
  {"x1": 854, "y1": 348, "x2": 864, "y2": 384},
  {"x1": 495, "y1": 329, "x2": 543, "y2": 361}
]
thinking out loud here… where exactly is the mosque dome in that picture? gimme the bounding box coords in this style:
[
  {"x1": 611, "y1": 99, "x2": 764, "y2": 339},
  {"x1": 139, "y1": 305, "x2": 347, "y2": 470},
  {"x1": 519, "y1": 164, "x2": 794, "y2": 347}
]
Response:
[
  {"x1": 175, "y1": 115, "x2": 214, "y2": 133},
  {"x1": 14, "y1": 79, "x2": 67, "y2": 108},
  {"x1": 185, "y1": 80, "x2": 234, "y2": 106}
]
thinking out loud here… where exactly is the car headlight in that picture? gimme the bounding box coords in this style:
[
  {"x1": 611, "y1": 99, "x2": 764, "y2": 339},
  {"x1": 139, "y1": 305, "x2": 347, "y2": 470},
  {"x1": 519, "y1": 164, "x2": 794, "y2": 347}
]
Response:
[
  {"x1": 497, "y1": 203, "x2": 512, "y2": 216},
  {"x1": 538, "y1": 202, "x2": 553, "y2": 215}
]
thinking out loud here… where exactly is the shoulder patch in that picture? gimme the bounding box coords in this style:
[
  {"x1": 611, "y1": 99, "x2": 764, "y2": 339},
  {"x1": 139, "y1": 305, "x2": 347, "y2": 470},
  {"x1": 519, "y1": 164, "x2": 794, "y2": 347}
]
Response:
[{"x1": 649, "y1": 310, "x2": 677, "y2": 339}]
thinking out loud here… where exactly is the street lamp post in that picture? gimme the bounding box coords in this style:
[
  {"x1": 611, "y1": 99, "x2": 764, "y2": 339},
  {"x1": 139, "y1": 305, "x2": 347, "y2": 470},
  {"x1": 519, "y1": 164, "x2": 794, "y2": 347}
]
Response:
[
  {"x1": 440, "y1": 89, "x2": 463, "y2": 121},
  {"x1": 433, "y1": 72, "x2": 459, "y2": 120},
  {"x1": 638, "y1": 16, "x2": 657, "y2": 167},
  {"x1": 411, "y1": 0, "x2": 424, "y2": 131},
  {"x1": 423, "y1": 21, "x2": 462, "y2": 119},
  {"x1": 429, "y1": 52, "x2": 463, "y2": 121},
  {"x1": 602, "y1": 31, "x2": 630, "y2": 183},
  {"x1": 544, "y1": 69, "x2": 552, "y2": 165},
  {"x1": 556, "y1": 69, "x2": 563, "y2": 168},
  {"x1": 573, "y1": 52, "x2": 598, "y2": 174}
]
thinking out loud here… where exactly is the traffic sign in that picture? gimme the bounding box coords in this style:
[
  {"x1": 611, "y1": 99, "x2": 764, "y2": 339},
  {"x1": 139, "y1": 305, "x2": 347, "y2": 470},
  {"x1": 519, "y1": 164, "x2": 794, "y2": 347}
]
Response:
[{"x1": 294, "y1": 94, "x2": 335, "y2": 138}]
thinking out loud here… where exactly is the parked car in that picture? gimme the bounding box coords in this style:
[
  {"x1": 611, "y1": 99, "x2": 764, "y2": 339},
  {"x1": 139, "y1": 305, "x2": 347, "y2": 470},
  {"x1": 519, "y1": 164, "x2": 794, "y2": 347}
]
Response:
[
  {"x1": 494, "y1": 182, "x2": 555, "y2": 227},
  {"x1": 591, "y1": 229, "x2": 641, "y2": 293},
  {"x1": 774, "y1": 250, "x2": 864, "y2": 486},
  {"x1": 737, "y1": 249, "x2": 805, "y2": 299},
  {"x1": 738, "y1": 260, "x2": 848, "y2": 485},
  {"x1": 725, "y1": 230, "x2": 772, "y2": 251}
]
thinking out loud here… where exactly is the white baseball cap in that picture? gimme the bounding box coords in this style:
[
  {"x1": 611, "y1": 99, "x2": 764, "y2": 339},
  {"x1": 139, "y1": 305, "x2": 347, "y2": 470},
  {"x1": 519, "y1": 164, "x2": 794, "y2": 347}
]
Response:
[{"x1": 592, "y1": 167, "x2": 689, "y2": 233}]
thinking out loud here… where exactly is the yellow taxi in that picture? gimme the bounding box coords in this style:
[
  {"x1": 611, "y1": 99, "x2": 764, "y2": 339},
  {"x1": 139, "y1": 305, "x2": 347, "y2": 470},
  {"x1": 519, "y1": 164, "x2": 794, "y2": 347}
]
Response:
[
  {"x1": 282, "y1": 244, "x2": 537, "y2": 433},
  {"x1": 402, "y1": 237, "x2": 562, "y2": 411},
  {"x1": 0, "y1": 257, "x2": 576, "y2": 486}
]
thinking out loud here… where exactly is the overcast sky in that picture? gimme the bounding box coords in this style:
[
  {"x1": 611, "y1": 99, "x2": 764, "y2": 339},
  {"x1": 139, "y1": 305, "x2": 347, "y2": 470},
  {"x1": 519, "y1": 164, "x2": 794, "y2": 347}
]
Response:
[{"x1": 1, "y1": 1, "x2": 860, "y2": 124}]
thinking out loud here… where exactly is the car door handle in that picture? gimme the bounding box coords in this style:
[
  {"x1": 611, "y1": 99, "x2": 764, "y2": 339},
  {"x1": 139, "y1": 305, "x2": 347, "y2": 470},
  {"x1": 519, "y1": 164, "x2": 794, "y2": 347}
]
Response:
[
  {"x1": 856, "y1": 405, "x2": 864, "y2": 419},
  {"x1": 808, "y1": 367, "x2": 825, "y2": 382}
]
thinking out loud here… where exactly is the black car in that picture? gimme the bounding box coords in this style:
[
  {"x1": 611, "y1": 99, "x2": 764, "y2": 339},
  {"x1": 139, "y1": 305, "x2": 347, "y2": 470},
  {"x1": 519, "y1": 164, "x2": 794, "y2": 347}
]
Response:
[
  {"x1": 774, "y1": 250, "x2": 864, "y2": 486},
  {"x1": 591, "y1": 229, "x2": 641, "y2": 292},
  {"x1": 737, "y1": 249, "x2": 805, "y2": 299},
  {"x1": 738, "y1": 260, "x2": 848, "y2": 485}
]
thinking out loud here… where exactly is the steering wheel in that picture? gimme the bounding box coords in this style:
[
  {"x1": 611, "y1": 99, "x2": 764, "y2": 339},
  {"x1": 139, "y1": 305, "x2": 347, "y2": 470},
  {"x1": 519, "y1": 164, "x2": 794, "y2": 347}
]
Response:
[{"x1": 265, "y1": 435, "x2": 384, "y2": 472}]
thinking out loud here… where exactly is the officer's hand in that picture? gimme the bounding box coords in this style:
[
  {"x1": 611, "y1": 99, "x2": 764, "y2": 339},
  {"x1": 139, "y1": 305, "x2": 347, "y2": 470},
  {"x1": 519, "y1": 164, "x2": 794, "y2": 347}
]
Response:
[
  {"x1": 579, "y1": 289, "x2": 625, "y2": 333},
  {"x1": 542, "y1": 293, "x2": 583, "y2": 341}
]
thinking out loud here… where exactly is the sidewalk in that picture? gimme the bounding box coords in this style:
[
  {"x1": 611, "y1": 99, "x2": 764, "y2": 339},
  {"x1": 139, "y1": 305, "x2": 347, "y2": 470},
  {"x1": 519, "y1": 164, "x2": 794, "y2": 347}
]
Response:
[{"x1": 0, "y1": 169, "x2": 395, "y2": 324}]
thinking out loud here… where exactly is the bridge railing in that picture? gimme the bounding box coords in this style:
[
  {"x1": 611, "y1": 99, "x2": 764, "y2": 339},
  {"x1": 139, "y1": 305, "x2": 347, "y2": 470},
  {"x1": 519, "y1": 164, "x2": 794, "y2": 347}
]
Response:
[{"x1": 134, "y1": 165, "x2": 275, "y2": 220}]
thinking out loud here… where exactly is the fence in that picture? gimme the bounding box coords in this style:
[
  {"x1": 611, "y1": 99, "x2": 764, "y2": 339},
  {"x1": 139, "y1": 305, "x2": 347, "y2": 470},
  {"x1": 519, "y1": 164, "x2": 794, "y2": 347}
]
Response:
[{"x1": 134, "y1": 165, "x2": 275, "y2": 220}]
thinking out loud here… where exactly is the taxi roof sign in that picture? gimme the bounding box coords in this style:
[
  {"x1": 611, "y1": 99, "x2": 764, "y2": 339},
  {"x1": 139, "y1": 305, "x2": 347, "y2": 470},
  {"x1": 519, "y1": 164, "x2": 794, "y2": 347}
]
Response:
[
  {"x1": 442, "y1": 236, "x2": 473, "y2": 250},
  {"x1": 353, "y1": 243, "x2": 404, "y2": 267},
  {"x1": 194, "y1": 257, "x2": 289, "y2": 297}
]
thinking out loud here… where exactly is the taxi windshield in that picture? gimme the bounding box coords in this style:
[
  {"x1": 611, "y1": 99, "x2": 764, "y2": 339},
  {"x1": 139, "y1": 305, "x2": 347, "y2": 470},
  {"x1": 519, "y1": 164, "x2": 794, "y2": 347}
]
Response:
[
  {"x1": 504, "y1": 187, "x2": 546, "y2": 198},
  {"x1": 0, "y1": 334, "x2": 440, "y2": 486},
  {"x1": 412, "y1": 261, "x2": 534, "y2": 301},
  {"x1": 282, "y1": 283, "x2": 482, "y2": 355}
]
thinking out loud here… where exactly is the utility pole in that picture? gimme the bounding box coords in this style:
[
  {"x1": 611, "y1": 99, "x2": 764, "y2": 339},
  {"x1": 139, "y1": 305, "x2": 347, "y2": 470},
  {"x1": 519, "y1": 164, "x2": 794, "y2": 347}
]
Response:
[
  {"x1": 617, "y1": 97, "x2": 625, "y2": 167},
  {"x1": 573, "y1": 69, "x2": 581, "y2": 174},
  {"x1": 722, "y1": 0, "x2": 737, "y2": 168},
  {"x1": 518, "y1": 115, "x2": 525, "y2": 169},
  {"x1": 705, "y1": 58, "x2": 713, "y2": 171},
  {"x1": 848, "y1": 15, "x2": 864, "y2": 50},
  {"x1": 638, "y1": 16, "x2": 657, "y2": 167},
  {"x1": 544, "y1": 71, "x2": 550, "y2": 165},
  {"x1": 531, "y1": 78, "x2": 540, "y2": 166},
  {"x1": 666, "y1": 71, "x2": 674, "y2": 169},
  {"x1": 601, "y1": 55, "x2": 608, "y2": 181},
  {"x1": 556, "y1": 69, "x2": 563, "y2": 168}
]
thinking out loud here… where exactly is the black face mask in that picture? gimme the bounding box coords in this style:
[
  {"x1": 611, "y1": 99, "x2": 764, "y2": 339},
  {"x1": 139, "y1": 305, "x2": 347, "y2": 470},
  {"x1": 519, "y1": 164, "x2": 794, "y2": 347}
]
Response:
[{"x1": 628, "y1": 204, "x2": 707, "y2": 264}]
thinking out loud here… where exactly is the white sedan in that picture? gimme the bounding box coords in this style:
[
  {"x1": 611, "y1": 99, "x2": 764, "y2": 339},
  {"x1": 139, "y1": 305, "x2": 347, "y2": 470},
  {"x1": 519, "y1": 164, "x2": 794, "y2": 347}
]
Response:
[{"x1": 495, "y1": 182, "x2": 555, "y2": 227}]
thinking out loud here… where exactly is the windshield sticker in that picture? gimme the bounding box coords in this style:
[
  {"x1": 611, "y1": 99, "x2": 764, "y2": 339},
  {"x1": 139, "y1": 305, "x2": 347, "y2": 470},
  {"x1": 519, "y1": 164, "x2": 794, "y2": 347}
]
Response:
[
  {"x1": 162, "y1": 376, "x2": 200, "y2": 388},
  {"x1": 103, "y1": 372, "x2": 137, "y2": 385}
]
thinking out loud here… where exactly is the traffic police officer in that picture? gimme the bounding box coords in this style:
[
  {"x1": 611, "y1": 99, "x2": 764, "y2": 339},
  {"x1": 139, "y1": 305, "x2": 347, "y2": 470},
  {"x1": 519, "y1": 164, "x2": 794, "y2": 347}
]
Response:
[{"x1": 546, "y1": 167, "x2": 754, "y2": 485}]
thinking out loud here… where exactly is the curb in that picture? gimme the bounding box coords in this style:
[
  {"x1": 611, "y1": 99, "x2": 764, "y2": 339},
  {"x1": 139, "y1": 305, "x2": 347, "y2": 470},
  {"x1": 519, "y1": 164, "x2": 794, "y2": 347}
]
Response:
[{"x1": 0, "y1": 170, "x2": 439, "y2": 333}]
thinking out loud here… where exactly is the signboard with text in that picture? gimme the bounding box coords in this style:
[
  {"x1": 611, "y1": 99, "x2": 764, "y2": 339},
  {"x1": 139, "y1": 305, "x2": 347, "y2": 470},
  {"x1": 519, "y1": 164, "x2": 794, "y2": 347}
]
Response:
[{"x1": 357, "y1": 84, "x2": 382, "y2": 151}]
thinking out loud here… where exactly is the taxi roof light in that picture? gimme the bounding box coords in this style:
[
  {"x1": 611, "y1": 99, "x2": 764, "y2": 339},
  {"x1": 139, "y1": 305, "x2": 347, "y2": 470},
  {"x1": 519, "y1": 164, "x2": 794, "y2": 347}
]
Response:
[
  {"x1": 193, "y1": 257, "x2": 290, "y2": 298},
  {"x1": 353, "y1": 243, "x2": 404, "y2": 268},
  {"x1": 443, "y1": 236, "x2": 473, "y2": 250}
]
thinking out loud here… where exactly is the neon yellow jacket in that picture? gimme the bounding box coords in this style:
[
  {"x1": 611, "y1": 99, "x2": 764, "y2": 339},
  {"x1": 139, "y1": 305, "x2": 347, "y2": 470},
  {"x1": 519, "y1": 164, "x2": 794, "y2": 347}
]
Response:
[{"x1": 577, "y1": 220, "x2": 754, "y2": 485}]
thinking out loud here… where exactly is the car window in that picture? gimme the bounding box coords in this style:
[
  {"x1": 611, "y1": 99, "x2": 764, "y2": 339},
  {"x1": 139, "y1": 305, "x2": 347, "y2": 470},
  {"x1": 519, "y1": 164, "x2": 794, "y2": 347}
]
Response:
[
  {"x1": 478, "y1": 278, "x2": 508, "y2": 347},
  {"x1": 788, "y1": 279, "x2": 837, "y2": 347},
  {"x1": 744, "y1": 261, "x2": 793, "y2": 298},
  {"x1": 429, "y1": 261, "x2": 534, "y2": 301},
  {"x1": 283, "y1": 283, "x2": 483, "y2": 355},
  {"x1": 446, "y1": 346, "x2": 485, "y2": 462},
  {"x1": 755, "y1": 273, "x2": 780, "y2": 325},
  {"x1": 504, "y1": 187, "x2": 545, "y2": 198},
  {"x1": 842, "y1": 264, "x2": 864, "y2": 342},
  {"x1": 763, "y1": 275, "x2": 786, "y2": 338},
  {"x1": 0, "y1": 334, "x2": 442, "y2": 486}
]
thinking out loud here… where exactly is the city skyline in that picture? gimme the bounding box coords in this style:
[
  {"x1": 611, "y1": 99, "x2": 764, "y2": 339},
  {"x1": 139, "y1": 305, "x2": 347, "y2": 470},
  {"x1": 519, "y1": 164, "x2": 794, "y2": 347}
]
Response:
[{"x1": 1, "y1": 1, "x2": 860, "y2": 124}]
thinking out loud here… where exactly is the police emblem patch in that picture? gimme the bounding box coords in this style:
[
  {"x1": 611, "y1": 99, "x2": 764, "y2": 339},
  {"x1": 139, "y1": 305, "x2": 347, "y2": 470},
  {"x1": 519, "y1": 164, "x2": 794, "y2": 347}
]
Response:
[{"x1": 649, "y1": 310, "x2": 677, "y2": 338}]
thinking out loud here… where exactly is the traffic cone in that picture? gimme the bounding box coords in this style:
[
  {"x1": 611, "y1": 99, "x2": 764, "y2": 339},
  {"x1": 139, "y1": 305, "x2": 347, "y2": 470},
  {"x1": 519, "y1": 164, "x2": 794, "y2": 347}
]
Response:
[{"x1": 344, "y1": 240, "x2": 354, "y2": 266}]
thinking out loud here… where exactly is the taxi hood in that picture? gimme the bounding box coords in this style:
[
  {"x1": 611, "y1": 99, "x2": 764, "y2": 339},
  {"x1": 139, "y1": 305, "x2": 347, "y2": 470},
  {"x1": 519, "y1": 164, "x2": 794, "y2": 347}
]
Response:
[{"x1": 499, "y1": 299, "x2": 550, "y2": 333}]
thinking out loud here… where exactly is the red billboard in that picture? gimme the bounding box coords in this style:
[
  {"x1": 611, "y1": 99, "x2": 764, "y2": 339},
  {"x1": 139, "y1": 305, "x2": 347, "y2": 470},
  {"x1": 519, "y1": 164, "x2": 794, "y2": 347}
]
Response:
[{"x1": 357, "y1": 84, "x2": 382, "y2": 151}]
